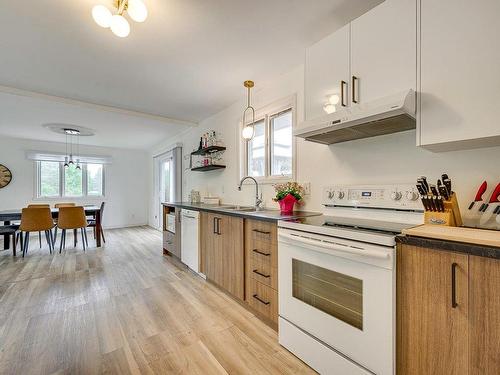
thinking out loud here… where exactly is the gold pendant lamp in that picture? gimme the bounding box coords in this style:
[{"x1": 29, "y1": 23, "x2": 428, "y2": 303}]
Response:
[{"x1": 241, "y1": 80, "x2": 256, "y2": 141}]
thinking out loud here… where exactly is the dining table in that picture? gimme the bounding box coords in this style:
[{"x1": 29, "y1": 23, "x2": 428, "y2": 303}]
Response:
[{"x1": 0, "y1": 206, "x2": 103, "y2": 250}]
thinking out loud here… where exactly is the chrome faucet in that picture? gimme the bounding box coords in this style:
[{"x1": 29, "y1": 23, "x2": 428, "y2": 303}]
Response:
[{"x1": 238, "y1": 176, "x2": 263, "y2": 209}]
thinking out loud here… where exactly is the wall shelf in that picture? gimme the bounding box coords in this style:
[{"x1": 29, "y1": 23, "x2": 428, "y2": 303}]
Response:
[
  {"x1": 190, "y1": 146, "x2": 226, "y2": 156},
  {"x1": 191, "y1": 164, "x2": 227, "y2": 172}
]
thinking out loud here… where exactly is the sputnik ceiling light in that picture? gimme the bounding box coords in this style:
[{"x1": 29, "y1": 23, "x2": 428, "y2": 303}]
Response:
[
  {"x1": 241, "y1": 80, "x2": 256, "y2": 141},
  {"x1": 92, "y1": 0, "x2": 148, "y2": 38}
]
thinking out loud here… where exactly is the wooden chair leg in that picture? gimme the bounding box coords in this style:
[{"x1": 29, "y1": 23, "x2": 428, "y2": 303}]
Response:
[
  {"x1": 101, "y1": 229, "x2": 106, "y2": 243},
  {"x1": 38, "y1": 231, "x2": 42, "y2": 248},
  {"x1": 73, "y1": 229, "x2": 77, "y2": 247},
  {"x1": 93, "y1": 226, "x2": 96, "y2": 239}
]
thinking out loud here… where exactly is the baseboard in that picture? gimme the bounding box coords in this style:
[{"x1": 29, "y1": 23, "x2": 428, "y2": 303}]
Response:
[{"x1": 102, "y1": 223, "x2": 149, "y2": 230}]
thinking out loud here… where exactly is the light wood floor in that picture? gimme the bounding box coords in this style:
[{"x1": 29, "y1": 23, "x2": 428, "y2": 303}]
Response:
[{"x1": 0, "y1": 226, "x2": 315, "y2": 375}]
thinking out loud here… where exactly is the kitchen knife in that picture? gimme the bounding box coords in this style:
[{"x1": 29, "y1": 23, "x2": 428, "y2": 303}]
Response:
[
  {"x1": 494, "y1": 205, "x2": 500, "y2": 215},
  {"x1": 430, "y1": 184, "x2": 439, "y2": 197},
  {"x1": 436, "y1": 196, "x2": 444, "y2": 212},
  {"x1": 416, "y1": 183, "x2": 427, "y2": 196},
  {"x1": 422, "y1": 197, "x2": 432, "y2": 211},
  {"x1": 468, "y1": 181, "x2": 487, "y2": 210},
  {"x1": 441, "y1": 174, "x2": 449, "y2": 183},
  {"x1": 417, "y1": 178, "x2": 428, "y2": 194},
  {"x1": 429, "y1": 196, "x2": 437, "y2": 212},
  {"x1": 421, "y1": 177, "x2": 430, "y2": 194},
  {"x1": 481, "y1": 182, "x2": 500, "y2": 212},
  {"x1": 443, "y1": 178, "x2": 452, "y2": 195},
  {"x1": 438, "y1": 184, "x2": 450, "y2": 201}
]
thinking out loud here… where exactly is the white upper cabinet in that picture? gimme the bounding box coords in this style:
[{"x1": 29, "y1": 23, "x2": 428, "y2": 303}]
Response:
[
  {"x1": 350, "y1": 0, "x2": 416, "y2": 105},
  {"x1": 304, "y1": 24, "x2": 350, "y2": 122},
  {"x1": 418, "y1": 0, "x2": 500, "y2": 151}
]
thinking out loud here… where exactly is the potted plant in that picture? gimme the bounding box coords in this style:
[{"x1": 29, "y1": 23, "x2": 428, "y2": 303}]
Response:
[{"x1": 273, "y1": 182, "x2": 305, "y2": 214}]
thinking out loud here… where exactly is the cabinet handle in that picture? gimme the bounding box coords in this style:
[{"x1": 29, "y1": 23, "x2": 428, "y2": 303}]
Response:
[
  {"x1": 451, "y1": 262, "x2": 458, "y2": 308},
  {"x1": 352, "y1": 76, "x2": 358, "y2": 104},
  {"x1": 213, "y1": 217, "x2": 217, "y2": 234},
  {"x1": 253, "y1": 249, "x2": 270, "y2": 256},
  {"x1": 216, "y1": 218, "x2": 221, "y2": 235},
  {"x1": 253, "y1": 269, "x2": 271, "y2": 278},
  {"x1": 340, "y1": 80, "x2": 347, "y2": 107},
  {"x1": 252, "y1": 229, "x2": 270, "y2": 235},
  {"x1": 252, "y1": 294, "x2": 270, "y2": 305}
]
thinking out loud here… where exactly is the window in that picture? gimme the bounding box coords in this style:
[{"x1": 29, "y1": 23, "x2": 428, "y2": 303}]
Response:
[
  {"x1": 247, "y1": 119, "x2": 266, "y2": 177},
  {"x1": 36, "y1": 161, "x2": 104, "y2": 198},
  {"x1": 87, "y1": 164, "x2": 104, "y2": 196},
  {"x1": 242, "y1": 101, "x2": 295, "y2": 181}
]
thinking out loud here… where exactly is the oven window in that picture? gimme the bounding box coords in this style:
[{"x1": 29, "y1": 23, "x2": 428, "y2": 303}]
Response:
[{"x1": 292, "y1": 259, "x2": 363, "y2": 330}]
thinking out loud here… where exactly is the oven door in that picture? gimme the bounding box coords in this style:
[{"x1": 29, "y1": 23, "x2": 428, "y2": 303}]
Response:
[{"x1": 278, "y1": 228, "x2": 395, "y2": 375}]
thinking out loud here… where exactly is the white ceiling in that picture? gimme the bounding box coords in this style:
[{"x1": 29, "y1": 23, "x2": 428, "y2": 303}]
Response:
[{"x1": 0, "y1": 0, "x2": 383, "y2": 149}]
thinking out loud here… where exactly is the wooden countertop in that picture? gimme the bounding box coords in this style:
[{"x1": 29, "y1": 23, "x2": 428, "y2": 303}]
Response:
[
  {"x1": 398, "y1": 225, "x2": 500, "y2": 259},
  {"x1": 402, "y1": 225, "x2": 500, "y2": 248}
]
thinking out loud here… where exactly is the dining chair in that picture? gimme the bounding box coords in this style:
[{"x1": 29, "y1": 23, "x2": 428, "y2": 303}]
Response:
[
  {"x1": 27, "y1": 204, "x2": 51, "y2": 248},
  {"x1": 53, "y1": 203, "x2": 75, "y2": 243},
  {"x1": 0, "y1": 225, "x2": 19, "y2": 256},
  {"x1": 19, "y1": 207, "x2": 55, "y2": 257},
  {"x1": 87, "y1": 202, "x2": 106, "y2": 243},
  {"x1": 54, "y1": 203, "x2": 76, "y2": 208},
  {"x1": 57, "y1": 206, "x2": 88, "y2": 252}
]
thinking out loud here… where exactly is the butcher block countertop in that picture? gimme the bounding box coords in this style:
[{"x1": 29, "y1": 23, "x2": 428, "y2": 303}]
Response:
[{"x1": 397, "y1": 224, "x2": 500, "y2": 259}]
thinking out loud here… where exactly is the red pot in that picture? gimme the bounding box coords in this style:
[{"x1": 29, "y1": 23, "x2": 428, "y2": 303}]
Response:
[{"x1": 278, "y1": 194, "x2": 297, "y2": 214}]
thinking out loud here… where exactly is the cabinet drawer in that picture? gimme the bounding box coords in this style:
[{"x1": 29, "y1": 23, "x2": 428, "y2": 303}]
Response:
[
  {"x1": 249, "y1": 240, "x2": 277, "y2": 266},
  {"x1": 248, "y1": 279, "x2": 278, "y2": 324},
  {"x1": 247, "y1": 219, "x2": 277, "y2": 245},
  {"x1": 249, "y1": 253, "x2": 277, "y2": 289}
]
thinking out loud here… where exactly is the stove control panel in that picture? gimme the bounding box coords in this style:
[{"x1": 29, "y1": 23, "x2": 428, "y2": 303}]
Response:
[{"x1": 323, "y1": 184, "x2": 423, "y2": 211}]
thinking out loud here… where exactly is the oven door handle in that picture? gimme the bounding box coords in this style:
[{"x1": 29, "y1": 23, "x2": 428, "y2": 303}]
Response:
[{"x1": 279, "y1": 232, "x2": 390, "y2": 260}]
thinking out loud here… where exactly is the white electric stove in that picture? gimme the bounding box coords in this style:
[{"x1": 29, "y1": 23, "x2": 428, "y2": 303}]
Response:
[{"x1": 278, "y1": 184, "x2": 424, "y2": 375}]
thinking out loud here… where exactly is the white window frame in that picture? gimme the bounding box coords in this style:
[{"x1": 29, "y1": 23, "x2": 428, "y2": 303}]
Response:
[
  {"x1": 34, "y1": 161, "x2": 105, "y2": 199},
  {"x1": 239, "y1": 94, "x2": 297, "y2": 184}
]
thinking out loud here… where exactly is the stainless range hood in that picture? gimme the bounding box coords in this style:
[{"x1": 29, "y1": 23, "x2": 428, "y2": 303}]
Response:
[{"x1": 296, "y1": 90, "x2": 416, "y2": 145}]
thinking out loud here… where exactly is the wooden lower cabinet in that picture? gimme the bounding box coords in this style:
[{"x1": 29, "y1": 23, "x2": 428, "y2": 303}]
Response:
[
  {"x1": 397, "y1": 244, "x2": 500, "y2": 375},
  {"x1": 247, "y1": 278, "x2": 278, "y2": 324},
  {"x1": 469, "y1": 256, "x2": 500, "y2": 375},
  {"x1": 245, "y1": 219, "x2": 279, "y2": 327},
  {"x1": 200, "y1": 212, "x2": 244, "y2": 301},
  {"x1": 200, "y1": 214, "x2": 278, "y2": 327}
]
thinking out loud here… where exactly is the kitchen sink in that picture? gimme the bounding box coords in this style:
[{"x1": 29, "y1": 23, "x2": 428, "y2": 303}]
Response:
[{"x1": 222, "y1": 205, "x2": 259, "y2": 212}]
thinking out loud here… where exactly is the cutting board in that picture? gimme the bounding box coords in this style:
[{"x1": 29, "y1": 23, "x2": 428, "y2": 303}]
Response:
[{"x1": 402, "y1": 225, "x2": 500, "y2": 248}]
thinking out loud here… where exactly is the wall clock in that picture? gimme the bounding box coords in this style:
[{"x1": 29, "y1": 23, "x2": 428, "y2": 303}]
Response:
[{"x1": 0, "y1": 164, "x2": 12, "y2": 188}]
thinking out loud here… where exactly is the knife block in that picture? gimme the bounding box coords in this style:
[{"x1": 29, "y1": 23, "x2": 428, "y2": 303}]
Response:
[{"x1": 424, "y1": 193, "x2": 463, "y2": 227}]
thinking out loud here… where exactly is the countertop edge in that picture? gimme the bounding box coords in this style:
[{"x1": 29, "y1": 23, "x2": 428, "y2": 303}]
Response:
[
  {"x1": 162, "y1": 202, "x2": 321, "y2": 222},
  {"x1": 396, "y1": 234, "x2": 500, "y2": 260}
]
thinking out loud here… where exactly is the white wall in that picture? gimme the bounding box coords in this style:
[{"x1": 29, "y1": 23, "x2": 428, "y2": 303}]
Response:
[
  {"x1": 0, "y1": 137, "x2": 149, "y2": 229},
  {"x1": 150, "y1": 63, "x2": 500, "y2": 226}
]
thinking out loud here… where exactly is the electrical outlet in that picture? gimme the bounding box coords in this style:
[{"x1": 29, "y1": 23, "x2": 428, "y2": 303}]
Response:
[{"x1": 302, "y1": 182, "x2": 311, "y2": 195}]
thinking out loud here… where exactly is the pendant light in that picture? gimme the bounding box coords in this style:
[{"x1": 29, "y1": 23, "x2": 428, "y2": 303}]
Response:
[
  {"x1": 92, "y1": 0, "x2": 147, "y2": 38},
  {"x1": 242, "y1": 80, "x2": 256, "y2": 141},
  {"x1": 63, "y1": 128, "x2": 81, "y2": 168}
]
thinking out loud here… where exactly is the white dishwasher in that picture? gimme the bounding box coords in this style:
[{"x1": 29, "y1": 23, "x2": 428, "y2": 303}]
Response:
[{"x1": 180, "y1": 209, "x2": 200, "y2": 274}]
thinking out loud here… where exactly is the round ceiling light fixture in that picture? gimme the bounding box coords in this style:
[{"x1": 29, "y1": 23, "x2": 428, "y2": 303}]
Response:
[
  {"x1": 43, "y1": 123, "x2": 95, "y2": 137},
  {"x1": 92, "y1": 0, "x2": 147, "y2": 37}
]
